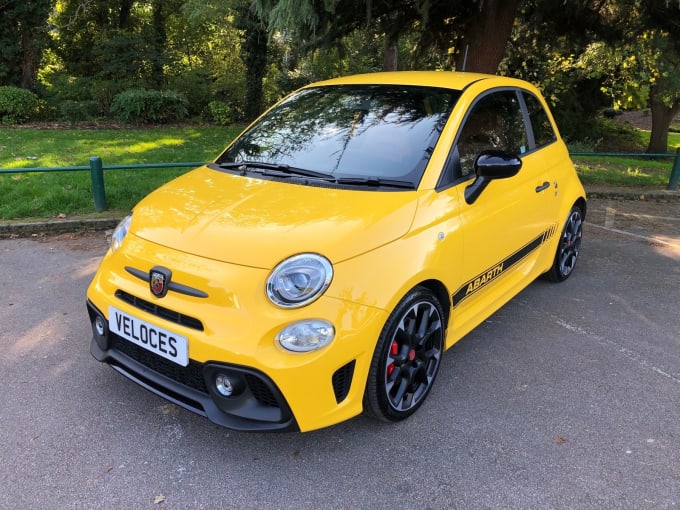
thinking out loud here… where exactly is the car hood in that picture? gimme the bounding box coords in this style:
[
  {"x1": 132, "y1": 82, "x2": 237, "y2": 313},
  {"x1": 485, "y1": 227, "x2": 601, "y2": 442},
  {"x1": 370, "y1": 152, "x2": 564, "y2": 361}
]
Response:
[{"x1": 131, "y1": 166, "x2": 419, "y2": 268}]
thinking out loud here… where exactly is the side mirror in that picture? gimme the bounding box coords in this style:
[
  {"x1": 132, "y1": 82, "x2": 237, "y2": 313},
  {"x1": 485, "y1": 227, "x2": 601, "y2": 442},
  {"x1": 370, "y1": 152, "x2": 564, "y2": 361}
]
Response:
[{"x1": 464, "y1": 150, "x2": 522, "y2": 204}]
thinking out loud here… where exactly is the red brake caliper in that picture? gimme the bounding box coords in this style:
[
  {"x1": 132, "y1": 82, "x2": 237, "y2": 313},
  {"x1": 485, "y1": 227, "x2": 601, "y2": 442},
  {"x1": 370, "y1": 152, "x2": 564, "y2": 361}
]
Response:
[{"x1": 386, "y1": 341, "x2": 398, "y2": 377}]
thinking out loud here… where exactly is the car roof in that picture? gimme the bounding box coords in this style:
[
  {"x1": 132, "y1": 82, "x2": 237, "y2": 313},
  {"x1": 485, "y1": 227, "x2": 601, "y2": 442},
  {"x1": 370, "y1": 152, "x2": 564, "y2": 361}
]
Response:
[{"x1": 309, "y1": 71, "x2": 521, "y2": 92}]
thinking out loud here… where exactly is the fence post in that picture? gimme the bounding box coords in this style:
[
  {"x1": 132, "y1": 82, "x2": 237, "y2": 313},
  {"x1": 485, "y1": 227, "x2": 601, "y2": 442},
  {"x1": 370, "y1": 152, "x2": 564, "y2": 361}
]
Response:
[
  {"x1": 668, "y1": 148, "x2": 680, "y2": 191},
  {"x1": 89, "y1": 156, "x2": 107, "y2": 211}
]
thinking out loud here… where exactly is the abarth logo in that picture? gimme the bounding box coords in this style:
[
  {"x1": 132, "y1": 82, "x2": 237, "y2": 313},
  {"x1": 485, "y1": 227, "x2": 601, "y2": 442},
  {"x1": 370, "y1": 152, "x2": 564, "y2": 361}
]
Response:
[
  {"x1": 464, "y1": 263, "x2": 504, "y2": 296},
  {"x1": 149, "y1": 266, "x2": 172, "y2": 298}
]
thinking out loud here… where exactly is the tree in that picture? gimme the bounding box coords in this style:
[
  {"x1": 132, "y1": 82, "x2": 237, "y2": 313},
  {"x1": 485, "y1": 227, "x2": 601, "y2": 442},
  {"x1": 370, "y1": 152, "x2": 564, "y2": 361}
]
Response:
[
  {"x1": 0, "y1": 0, "x2": 52, "y2": 89},
  {"x1": 255, "y1": 0, "x2": 521, "y2": 74},
  {"x1": 182, "y1": 0, "x2": 270, "y2": 120},
  {"x1": 566, "y1": 0, "x2": 680, "y2": 153},
  {"x1": 453, "y1": 0, "x2": 522, "y2": 73},
  {"x1": 234, "y1": 3, "x2": 268, "y2": 120},
  {"x1": 501, "y1": 1, "x2": 615, "y2": 141},
  {"x1": 636, "y1": 0, "x2": 680, "y2": 153}
]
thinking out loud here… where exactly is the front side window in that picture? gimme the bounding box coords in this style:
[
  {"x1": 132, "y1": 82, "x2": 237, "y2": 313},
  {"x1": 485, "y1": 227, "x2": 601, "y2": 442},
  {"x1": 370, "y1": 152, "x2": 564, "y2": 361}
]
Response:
[
  {"x1": 455, "y1": 90, "x2": 528, "y2": 178},
  {"x1": 217, "y1": 85, "x2": 460, "y2": 187}
]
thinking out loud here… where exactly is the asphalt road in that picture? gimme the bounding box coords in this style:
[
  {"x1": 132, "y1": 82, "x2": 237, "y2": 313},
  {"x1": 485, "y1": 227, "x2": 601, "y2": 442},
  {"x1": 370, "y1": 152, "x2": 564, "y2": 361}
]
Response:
[{"x1": 1, "y1": 198, "x2": 679, "y2": 510}]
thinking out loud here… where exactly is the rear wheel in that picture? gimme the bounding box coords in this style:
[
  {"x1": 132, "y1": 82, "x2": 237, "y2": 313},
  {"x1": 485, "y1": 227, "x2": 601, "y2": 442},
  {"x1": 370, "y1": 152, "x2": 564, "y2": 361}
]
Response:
[
  {"x1": 363, "y1": 287, "x2": 445, "y2": 422},
  {"x1": 545, "y1": 205, "x2": 584, "y2": 282}
]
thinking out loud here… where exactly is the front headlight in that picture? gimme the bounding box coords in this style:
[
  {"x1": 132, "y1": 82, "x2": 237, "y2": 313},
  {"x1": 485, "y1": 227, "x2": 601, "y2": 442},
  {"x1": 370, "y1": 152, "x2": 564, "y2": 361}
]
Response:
[
  {"x1": 266, "y1": 253, "x2": 333, "y2": 308},
  {"x1": 110, "y1": 214, "x2": 132, "y2": 253}
]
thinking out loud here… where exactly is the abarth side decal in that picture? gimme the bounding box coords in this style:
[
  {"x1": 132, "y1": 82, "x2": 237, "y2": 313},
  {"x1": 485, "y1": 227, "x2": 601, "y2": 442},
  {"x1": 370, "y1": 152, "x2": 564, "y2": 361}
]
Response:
[{"x1": 452, "y1": 224, "x2": 558, "y2": 307}]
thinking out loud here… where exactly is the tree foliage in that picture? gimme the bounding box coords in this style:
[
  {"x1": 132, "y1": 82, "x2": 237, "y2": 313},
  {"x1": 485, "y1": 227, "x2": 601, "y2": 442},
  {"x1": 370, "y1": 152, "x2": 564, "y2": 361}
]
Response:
[
  {"x1": 0, "y1": 0, "x2": 52, "y2": 88},
  {"x1": 254, "y1": 0, "x2": 522, "y2": 73},
  {"x1": 0, "y1": 0, "x2": 678, "y2": 152}
]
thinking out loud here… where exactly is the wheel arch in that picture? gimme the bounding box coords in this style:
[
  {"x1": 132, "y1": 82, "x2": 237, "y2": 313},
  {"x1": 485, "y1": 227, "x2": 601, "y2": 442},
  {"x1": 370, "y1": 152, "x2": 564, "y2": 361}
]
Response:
[
  {"x1": 574, "y1": 196, "x2": 587, "y2": 220},
  {"x1": 412, "y1": 279, "x2": 452, "y2": 328}
]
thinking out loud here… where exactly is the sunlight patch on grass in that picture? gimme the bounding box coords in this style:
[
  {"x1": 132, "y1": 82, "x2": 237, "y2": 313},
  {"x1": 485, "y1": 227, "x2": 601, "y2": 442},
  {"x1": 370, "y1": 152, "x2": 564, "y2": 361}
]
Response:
[
  {"x1": 122, "y1": 138, "x2": 184, "y2": 153},
  {"x1": 669, "y1": 132, "x2": 680, "y2": 150},
  {"x1": 625, "y1": 167, "x2": 649, "y2": 178}
]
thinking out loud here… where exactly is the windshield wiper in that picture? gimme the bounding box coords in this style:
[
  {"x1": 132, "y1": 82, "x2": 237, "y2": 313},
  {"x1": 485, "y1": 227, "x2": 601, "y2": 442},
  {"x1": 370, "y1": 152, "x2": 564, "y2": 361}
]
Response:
[
  {"x1": 217, "y1": 161, "x2": 335, "y2": 181},
  {"x1": 216, "y1": 162, "x2": 414, "y2": 189},
  {"x1": 335, "y1": 177, "x2": 416, "y2": 189}
]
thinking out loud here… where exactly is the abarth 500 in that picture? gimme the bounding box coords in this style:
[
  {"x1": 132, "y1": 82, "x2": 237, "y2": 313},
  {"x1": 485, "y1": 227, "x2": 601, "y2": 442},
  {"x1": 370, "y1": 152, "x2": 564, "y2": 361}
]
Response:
[{"x1": 87, "y1": 71, "x2": 586, "y2": 432}]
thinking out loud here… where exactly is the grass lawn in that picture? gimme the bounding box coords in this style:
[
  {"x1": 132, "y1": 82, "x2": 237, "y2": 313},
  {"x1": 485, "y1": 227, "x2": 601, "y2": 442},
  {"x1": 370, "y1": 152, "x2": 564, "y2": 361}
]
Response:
[
  {"x1": 0, "y1": 125, "x2": 243, "y2": 219},
  {"x1": 573, "y1": 154, "x2": 676, "y2": 187},
  {"x1": 1, "y1": 124, "x2": 678, "y2": 220},
  {"x1": 572, "y1": 130, "x2": 679, "y2": 187}
]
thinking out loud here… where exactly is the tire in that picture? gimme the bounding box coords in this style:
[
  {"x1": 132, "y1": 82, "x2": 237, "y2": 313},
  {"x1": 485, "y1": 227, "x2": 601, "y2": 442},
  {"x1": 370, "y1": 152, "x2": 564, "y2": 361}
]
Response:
[
  {"x1": 545, "y1": 205, "x2": 584, "y2": 282},
  {"x1": 363, "y1": 286, "x2": 445, "y2": 422}
]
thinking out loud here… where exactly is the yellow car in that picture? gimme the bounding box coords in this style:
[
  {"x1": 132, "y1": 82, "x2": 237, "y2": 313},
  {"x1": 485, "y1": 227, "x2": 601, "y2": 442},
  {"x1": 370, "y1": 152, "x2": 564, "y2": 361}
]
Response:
[{"x1": 87, "y1": 71, "x2": 586, "y2": 432}]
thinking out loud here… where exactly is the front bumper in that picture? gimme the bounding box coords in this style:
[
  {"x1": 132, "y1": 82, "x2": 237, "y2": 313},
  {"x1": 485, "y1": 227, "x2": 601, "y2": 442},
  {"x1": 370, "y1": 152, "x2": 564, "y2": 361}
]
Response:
[
  {"x1": 85, "y1": 236, "x2": 388, "y2": 431},
  {"x1": 87, "y1": 297, "x2": 377, "y2": 432},
  {"x1": 88, "y1": 299, "x2": 300, "y2": 431}
]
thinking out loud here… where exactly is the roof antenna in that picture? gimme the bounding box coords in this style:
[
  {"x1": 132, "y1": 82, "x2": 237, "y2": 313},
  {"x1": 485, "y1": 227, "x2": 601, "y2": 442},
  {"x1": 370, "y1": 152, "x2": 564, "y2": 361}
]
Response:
[{"x1": 461, "y1": 44, "x2": 469, "y2": 72}]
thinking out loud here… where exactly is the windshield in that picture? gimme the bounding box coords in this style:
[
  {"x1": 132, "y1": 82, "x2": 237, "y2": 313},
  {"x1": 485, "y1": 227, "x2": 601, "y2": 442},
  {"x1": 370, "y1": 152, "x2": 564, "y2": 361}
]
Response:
[{"x1": 216, "y1": 84, "x2": 460, "y2": 187}]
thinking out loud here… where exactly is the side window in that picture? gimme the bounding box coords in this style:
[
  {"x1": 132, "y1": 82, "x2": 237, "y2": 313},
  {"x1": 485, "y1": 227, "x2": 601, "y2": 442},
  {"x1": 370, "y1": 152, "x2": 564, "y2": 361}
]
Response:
[
  {"x1": 522, "y1": 92, "x2": 556, "y2": 148},
  {"x1": 456, "y1": 90, "x2": 528, "y2": 178}
]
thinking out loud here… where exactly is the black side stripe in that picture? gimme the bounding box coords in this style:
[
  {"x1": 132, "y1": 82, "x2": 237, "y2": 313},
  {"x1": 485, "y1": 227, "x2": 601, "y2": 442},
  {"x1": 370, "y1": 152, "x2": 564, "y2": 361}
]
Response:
[{"x1": 452, "y1": 224, "x2": 557, "y2": 307}]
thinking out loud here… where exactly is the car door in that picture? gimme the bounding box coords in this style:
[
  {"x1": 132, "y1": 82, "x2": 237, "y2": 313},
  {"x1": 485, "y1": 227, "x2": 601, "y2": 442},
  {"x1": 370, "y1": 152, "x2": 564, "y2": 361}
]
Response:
[{"x1": 447, "y1": 88, "x2": 557, "y2": 334}]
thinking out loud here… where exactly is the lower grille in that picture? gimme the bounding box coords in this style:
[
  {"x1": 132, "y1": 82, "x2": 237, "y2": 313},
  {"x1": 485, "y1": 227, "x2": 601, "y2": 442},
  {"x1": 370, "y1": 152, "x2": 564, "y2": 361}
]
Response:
[
  {"x1": 245, "y1": 374, "x2": 279, "y2": 407},
  {"x1": 332, "y1": 360, "x2": 356, "y2": 404},
  {"x1": 112, "y1": 334, "x2": 209, "y2": 393},
  {"x1": 110, "y1": 334, "x2": 283, "y2": 411}
]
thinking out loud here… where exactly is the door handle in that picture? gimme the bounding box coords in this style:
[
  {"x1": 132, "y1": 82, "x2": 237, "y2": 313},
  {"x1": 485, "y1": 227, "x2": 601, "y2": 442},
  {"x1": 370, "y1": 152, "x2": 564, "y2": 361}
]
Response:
[{"x1": 535, "y1": 181, "x2": 550, "y2": 193}]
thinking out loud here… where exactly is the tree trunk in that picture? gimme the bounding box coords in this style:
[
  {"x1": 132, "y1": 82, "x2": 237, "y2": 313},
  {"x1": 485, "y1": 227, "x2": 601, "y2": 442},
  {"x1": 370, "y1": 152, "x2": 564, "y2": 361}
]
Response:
[
  {"x1": 237, "y1": 7, "x2": 268, "y2": 121},
  {"x1": 119, "y1": 0, "x2": 134, "y2": 30},
  {"x1": 383, "y1": 33, "x2": 398, "y2": 71},
  {"x1": 455, "y1": 0, "x2": 521, "y2": 73},
  {"x1": 151, "y1": 0, "x2": 167, "y2": 87},
  {"x1": 20, "y1": 24, "x2": 39, "y2": 89},
  {"x1": 648, "y1": 86, "x2": 680, "y2": 154}
]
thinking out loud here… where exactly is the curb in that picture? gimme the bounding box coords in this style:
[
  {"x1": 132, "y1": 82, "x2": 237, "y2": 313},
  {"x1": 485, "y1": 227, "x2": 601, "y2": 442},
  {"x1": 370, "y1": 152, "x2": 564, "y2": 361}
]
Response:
[
  {"x1": 1, "y1": 187, "x2": 677, "y2": 238},
  {"x1": 0, "y1": 217, "x2": 122, "y2": 238},
  {"x1": 585, "y1": 186, "x2": 680, "y2": 202}
]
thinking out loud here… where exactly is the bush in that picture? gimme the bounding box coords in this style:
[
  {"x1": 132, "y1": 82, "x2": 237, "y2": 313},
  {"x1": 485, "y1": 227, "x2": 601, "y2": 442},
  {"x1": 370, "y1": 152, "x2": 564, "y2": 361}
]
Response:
[
  {"x1": 0, "y1": 86, "x2": 40, "y2": 124},
  {"x1": 59, "y1": 100, "x2": 101, "y2": 125},
  {"x1": 166, "y1": 70, "x2": 214, "y2": 117},
  {"x1": 109, "y1": 89, "x2": 189, "y2": 124},
  {"x1": 589, "y1": 118, "x2": 647, "y2": 152},
  {"x1": 207, "y1": 101, "x2": 235, "y2": 125}
]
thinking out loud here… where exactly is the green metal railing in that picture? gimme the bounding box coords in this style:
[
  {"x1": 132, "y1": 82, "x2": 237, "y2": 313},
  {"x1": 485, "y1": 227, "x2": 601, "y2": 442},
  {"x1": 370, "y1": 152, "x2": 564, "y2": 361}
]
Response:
[
  {"x1": 1, "y1": 149, "x2": 679, "y2": 213},
  {"x1": 571, "y1": 148, "x2": 680, "y2": 191},
  {"x1": 0, "y1": 157, "x2": 206, "y2": 212}
]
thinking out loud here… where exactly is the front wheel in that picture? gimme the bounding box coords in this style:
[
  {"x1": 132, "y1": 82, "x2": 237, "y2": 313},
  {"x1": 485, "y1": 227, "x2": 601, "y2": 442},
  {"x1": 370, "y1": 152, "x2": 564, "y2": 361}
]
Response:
[
  {"x1": 363, "y1": 287, "x2": 445, "y2": 422},
  {"x1": 545, "y1": 205, "x2": 584, "y2": 282}
]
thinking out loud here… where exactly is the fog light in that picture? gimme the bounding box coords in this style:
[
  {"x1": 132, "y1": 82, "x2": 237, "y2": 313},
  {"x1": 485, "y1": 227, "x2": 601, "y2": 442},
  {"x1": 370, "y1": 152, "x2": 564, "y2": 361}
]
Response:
[
  {"x1": 94, "y1": 316, "x2": 106, "y2": 336},
  {"x1": 91, "y1": 314, "x2": 109, "y2": 349},
  {"x1": 215, "y1": 374, "x2": 234, "y2": 397},
  {"x1": 276, "y1": 319, "x2": 335, "y2": 352}
]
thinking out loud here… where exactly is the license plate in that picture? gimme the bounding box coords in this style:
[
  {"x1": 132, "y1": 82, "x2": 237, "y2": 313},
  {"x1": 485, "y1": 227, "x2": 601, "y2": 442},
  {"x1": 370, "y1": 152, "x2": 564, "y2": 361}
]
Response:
[{"x1": 108, "y1": 306, "x2": 189, "y2": 367}]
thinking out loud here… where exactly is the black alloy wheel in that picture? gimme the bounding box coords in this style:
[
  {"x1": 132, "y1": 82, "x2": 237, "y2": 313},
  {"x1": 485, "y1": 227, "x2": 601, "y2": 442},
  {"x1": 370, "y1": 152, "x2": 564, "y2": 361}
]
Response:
[
  {"x1": 364, "y1": 286, "x2": 445, "y2": 422},
  {"x1": 546, "y1": 205, "x2": 584, "y2": 282}
]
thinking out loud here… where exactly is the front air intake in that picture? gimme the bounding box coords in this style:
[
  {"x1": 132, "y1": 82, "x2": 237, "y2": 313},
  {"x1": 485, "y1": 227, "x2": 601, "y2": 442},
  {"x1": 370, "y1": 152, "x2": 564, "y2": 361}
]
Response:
[{"x1": 332, "y1": 360, "x2": 356, "y2": 404}]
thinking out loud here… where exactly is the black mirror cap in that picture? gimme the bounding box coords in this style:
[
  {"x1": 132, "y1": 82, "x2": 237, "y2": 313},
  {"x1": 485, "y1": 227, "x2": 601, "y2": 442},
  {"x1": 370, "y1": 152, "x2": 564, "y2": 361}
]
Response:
[
  {"x1": 465, "y1": 151, "x2": 522, "y2": 205},
  {"x1": 474, "y1": 150, "x2": 522, "y2": 179}
]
